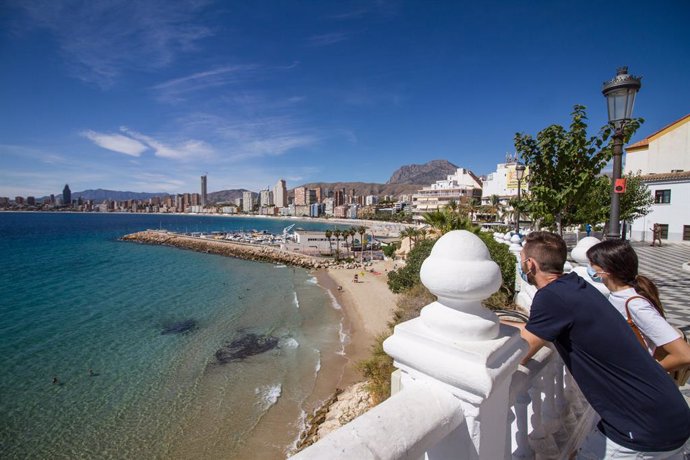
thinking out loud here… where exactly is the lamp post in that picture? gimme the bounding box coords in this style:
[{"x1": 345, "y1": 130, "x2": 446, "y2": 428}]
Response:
[
  {"x1": 514, "y1": 162, "x2": 526, "y2": 234},
  {"x1": 602, "y1": 66, "x2": 642, "y2": 239}
]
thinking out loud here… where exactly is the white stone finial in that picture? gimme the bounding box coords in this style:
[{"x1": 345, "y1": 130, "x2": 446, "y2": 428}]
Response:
[
  {"x1": 570, "y1": 237, "x2": 601, "y2": 265},
  {"x1": 420, "y1": 230, "x2": 502, "y2": 307},
  {"x1": 418, "y1": 230, "x2": 502, "y2": 341}
]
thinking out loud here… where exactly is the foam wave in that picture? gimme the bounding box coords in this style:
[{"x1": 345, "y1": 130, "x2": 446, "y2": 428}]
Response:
[
  {"x1": 325, "y1": 289, "x2": 342, "y2": 310},
  {"x1": 306, "y1": 276, "x2": 318, "y2": 284},
  {"x1": 255, "y1": 384, "x2": 282, "y2": 411},
  {"x1": 281, "y1": 337, "x2": 300, "y2": 349},
  {"x1": 337, "y1": 321, "x2": 349, "y2": 356},
  {"x1": 275, "y1": 264, "x2": 287, "y2": 268},
  {"x1": 292, "y1": 291, "x2": 300, "y2": 309},
  {"x1": 288, "y1": 409, "x2": 309, "y2": 455},
  {"x1": 314, "y1": 348, "x2": 321, "y2": 374}
]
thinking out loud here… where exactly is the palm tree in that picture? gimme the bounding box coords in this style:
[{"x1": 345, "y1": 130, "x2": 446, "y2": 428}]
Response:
[
  {"x1": 341, "y1": 230, "x2": 349, "y2": 258},
  {"x1": 490, "y1": 194, "x2": 501, "y2": 222},
  {"x1": 357, "y1": 226, "x2": 366, "y2": 264},
  {"x1": 325, "y1": 229, "x2": 333, "y2": 255},
  {"x1": 333, "y1": 229, "x2": 342, "y2": 260},
  {"x1": 348, "y1": 228, "x2": 356, "y2": 258}
]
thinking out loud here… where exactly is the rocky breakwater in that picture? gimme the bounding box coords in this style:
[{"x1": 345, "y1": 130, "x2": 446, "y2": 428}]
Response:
[{"x1": 121, "y1": 231, "x2": 326, "y2": 268}]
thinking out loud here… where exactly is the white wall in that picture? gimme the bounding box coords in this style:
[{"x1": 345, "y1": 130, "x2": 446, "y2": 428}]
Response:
[
  {"x1": 625, "y1": 117, "x2": 690, "y2": 175},
  {"x1": 629, "y1": 180, "x2": 690, "y2": 242}
]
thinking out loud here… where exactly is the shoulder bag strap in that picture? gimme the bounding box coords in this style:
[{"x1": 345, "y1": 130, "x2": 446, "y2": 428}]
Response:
[{"x1": 624, "y1": 295, "x2": 649, "y2": 349}]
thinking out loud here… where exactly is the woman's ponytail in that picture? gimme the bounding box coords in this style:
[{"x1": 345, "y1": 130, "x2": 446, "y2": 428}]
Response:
[{"x1": 632, "y1": 274, "x2": 665, "y2": 317}]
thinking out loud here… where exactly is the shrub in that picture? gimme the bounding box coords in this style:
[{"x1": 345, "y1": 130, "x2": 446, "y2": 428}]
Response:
[{"x1": 386, "y1": 238, "x2": 436, "y2": 293}]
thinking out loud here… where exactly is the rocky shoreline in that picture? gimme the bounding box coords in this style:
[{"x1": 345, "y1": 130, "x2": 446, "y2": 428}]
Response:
[
  {"x1": 294, "y1": 382, "x2": 373, "y2": 452},
  {"x1": 121, "y1": 230, "x2": 330, "y2": 268}
]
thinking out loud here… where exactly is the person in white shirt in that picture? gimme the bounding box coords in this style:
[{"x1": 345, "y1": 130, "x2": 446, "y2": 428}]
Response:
[{"x1": 586, "y1": 239, "x2": 690, "y2": 372}]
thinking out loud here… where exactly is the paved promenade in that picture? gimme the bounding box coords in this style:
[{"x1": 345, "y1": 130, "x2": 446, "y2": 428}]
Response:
[{"x1": 630, "y1": 241, "x2": 690, "y2": 333}]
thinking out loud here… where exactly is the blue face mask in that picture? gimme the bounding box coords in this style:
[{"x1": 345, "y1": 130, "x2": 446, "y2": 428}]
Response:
[
  {"x1": 518, "y1": 261, "x2": 532, "y2": 284},
  {"x1": 587, "y1": 266, "x2": 603, "y2": 283}
]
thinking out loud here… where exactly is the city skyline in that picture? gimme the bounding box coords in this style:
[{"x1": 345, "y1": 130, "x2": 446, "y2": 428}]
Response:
[{"x1": 2, "y1": 1, "x2": 690, "y2": 197}]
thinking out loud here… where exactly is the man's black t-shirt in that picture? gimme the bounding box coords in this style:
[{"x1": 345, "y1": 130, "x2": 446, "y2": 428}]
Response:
[{"x1": 526, "y1": 272, "x2": 690, "y2": 451}]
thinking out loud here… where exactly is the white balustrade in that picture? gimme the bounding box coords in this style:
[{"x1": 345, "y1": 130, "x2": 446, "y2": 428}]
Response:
[{"x1": 292, "y1": 230, "x2": 594, "y2": 460}]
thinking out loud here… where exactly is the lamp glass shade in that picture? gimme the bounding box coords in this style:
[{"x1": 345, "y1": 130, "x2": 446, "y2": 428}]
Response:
[
  {"x1": 515, "y1": 164, "x2": 526, "y2": 181},
  {"x1": 606, "y1": 87, "x2": 637, "y2": 123}
]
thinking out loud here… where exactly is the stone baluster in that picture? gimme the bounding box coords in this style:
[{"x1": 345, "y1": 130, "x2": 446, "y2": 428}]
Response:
[
  {"x1": 511, "y1": 389, "x2": 534, "y2": 459},
  {"x1": 383, "y1": 230, "x2": 527, "y2": 460},
  {"x1": 527, "y1": 376, "x2": 559, "y2": 459},
  {"x1": 541, "y1": 362, "x2": 566, "y2": 446}
]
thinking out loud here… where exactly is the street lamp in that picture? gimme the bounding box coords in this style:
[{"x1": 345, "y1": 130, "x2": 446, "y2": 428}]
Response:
[
  {"x1": 514, "y1": 162, "x2": 526, "y2": 234},
  {"x1": 602, "y1": 66, "x2": 642, "y2": 239}
]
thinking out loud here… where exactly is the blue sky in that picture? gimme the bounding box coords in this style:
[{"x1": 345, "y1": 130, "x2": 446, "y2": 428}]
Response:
[{"x1": 1, "y1": 0, "x2": 689, "y2": 197}]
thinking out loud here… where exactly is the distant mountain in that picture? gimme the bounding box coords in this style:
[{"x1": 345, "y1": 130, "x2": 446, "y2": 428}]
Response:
[
  {"x1": 72, "y1": 189, "x2": 169, "y2": 202},
  {"x1": 208, "y1": 189, "x2": 256, "y2": 204},
  {"x1": 387, "y1": 159, "x2": 458, "y2": 185}
]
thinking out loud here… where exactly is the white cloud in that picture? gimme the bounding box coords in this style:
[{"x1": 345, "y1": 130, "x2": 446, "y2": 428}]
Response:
[
  {"x1": 152, "y1": 64, "x2": 259, "y2": 102},
  {"x1": 81, "y1": 130, "x2": 148, "y2": 156},
  {"x1": 308, "y1": 32, "x2": 351, "y2": 47},
  {"x1": 11, "y1": 0, "x2": 213, "y2": 87},
  {"x1": 120, "y1": 127, "x2": 214, "y2": 161}
]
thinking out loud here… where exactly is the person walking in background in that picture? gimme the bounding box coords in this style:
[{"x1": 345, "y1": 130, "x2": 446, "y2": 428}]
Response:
[
  {"x1": 585, "y1": 223, "x2": 592, "y2": 237},
  {"x1": 587, "y1": 239, "x2": 690, "y2": 375},
  {"x1": 650, "y1": 223, "x2": 663, "y2": 247},
  {"x1": 510, "y1": 232, "x2": 690, "y2": 458}
]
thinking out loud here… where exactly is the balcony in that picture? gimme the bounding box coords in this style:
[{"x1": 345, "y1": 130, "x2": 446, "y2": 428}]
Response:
[{"x1": 292, "y1": 230, "x2": 595, "y2": 460}]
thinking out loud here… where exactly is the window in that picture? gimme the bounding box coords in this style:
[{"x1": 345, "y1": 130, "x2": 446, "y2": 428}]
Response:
[
  {"x1": 654, "y1": 189, "x2": 671, "y2": 204},
  {"x1": 684, "y1": 225, "x2": 690, "y2": 241},
  {"x1": 659, "y1": 224, "x2": 669, "y2": 239}
]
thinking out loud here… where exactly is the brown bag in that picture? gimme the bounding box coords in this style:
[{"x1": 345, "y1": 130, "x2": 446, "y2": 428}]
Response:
[
  {"x1": 625, "y1": 295, "x2": 690, "y2": 386},
  {"x1": 624, "y1": 296, "x2": 649, "y2": 349}
]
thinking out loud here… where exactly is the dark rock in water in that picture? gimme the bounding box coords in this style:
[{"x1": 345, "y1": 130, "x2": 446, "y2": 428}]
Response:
[
  {"x1": 162, "y1": 319, "x2": 197, "y2": 335},
  {"x1": 215, "y1": 333, "x2": 279, "y2": 363}
]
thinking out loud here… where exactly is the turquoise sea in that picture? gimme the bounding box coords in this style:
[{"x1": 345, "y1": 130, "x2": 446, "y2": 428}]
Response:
[{"x1": 0, "y1": 212, "x2": 347, "y2": 459}]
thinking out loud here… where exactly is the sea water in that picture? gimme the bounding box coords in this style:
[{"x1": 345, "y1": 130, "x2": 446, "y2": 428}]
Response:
[{"x1": 0, "y1": 213, "x2": 345, "y2": 459}]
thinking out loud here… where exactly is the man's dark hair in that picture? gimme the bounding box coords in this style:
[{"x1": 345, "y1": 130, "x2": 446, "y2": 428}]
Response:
[{"x1": 523, "y1": 232, "x2": 567, "y2": 274}]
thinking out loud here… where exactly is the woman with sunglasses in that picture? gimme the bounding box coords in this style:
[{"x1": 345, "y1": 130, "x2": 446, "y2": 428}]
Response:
[{"x1": 586, "y1": 239, "x2": 690, "y2": 372}]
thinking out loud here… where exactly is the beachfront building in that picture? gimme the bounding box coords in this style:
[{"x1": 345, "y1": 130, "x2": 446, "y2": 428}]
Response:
[
  {"x1": 323, "y1": 198, "x2": 334, "y2": 216},
  {"x1": 200, "y1": 175, "x2": 207, "y2": 206},
  {"x1": 411, "y1": 168, "x2": 482, "y2": 220},
  {"x1": 481, "y1": 161, "x2": 529, "y2": 205},
  {"x1": 479, "y1": 160, "x2": 530, "y2": 223},
  {"x1": 62, "y1": 184, "x2": 71, "y2": 206},
  {"x1": 365, "y1": 195, "x2": 379, "y2": 206},
  {"x1": 625, "y1": 114, "x2": 690, "y2": 242},
  {"x1": 283, "y1": 230, "x2": 332, "y2": 256},
  {"x1": 274, "y1": 179, "x2": 288, "y2": 208},
  {"x1": 260, "y1": 188, "x2": 272, "y2": 207},
  {"x1": 242, "y1": 191, "x2": 253, "y2": 213},
  {"x1": 294, "y1": 187, "x2": 307, "y2": 206},
  {"x1": 334, "y1": 205, "x2": 349, "y2": 218}
]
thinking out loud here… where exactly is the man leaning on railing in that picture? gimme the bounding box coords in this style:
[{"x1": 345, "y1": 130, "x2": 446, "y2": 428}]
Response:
[{"x1": 509, "y1": 231, "x2": 690, "y2": 459}]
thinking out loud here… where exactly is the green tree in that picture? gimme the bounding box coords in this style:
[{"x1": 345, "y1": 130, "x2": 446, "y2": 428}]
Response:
[
  {"x1": 575, "y1": 171, "x2": 654, "y2": 229},
  {"x1": 514, "y1": 105, "x2": 642, "y2": 234}
]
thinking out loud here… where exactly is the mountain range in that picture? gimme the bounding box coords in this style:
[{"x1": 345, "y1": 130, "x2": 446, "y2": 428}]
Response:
[{"x1": 58, "y1": 159, "x2": 460, "y2": 203}]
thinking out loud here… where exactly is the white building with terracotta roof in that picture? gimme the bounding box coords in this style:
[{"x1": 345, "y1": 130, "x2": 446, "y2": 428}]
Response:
[{"x1": 625, "y1": 114, "x2": 690, "y2": 242}]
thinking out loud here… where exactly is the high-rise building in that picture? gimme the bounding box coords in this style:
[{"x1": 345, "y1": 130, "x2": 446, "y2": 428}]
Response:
[
  {"x1": 260, "y1": 188, "x2": 272, "y2": 207},
  {"x1": 201, "y1": 175, "x2": 208, "y2": 206},
  {"x1": 294, "y1": 186, "x2": 307, "y2": 206},
  {"x1": 62, "y1": 184, "x2": 71, "y2": 206},
  {"x1": 274, "y1": 179, "x2": 288, "y2": 207},
  {"x1": 242, "y1": 191, "x2": 254, "y2": 212},
  {"x1": 334, "y1": 189, "x2": 345, "y2": 206}
]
